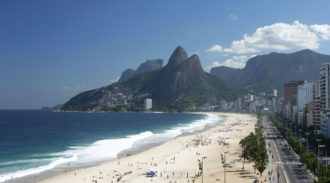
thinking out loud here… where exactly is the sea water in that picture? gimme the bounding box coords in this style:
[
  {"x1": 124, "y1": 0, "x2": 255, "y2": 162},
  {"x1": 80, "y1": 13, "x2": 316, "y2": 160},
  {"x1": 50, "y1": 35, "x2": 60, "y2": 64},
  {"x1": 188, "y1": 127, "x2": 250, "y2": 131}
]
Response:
[{"x1": 0, "y1": 110, "x2": 223, "y2": 182}]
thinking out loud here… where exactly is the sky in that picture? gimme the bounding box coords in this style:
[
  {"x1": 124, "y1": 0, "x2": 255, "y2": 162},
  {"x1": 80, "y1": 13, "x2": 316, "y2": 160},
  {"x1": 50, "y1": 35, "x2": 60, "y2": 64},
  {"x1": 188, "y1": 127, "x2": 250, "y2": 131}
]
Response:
[{"x1": 1, "y1": 0, "x2": 330, "y2": 109}]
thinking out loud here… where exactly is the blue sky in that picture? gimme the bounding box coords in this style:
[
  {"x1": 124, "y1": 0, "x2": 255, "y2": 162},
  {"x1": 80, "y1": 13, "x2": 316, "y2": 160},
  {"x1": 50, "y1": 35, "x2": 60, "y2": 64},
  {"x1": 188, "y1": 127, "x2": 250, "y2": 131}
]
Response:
[{"x1": 1, "y1": 0, "x2": 330, "y2": 109}]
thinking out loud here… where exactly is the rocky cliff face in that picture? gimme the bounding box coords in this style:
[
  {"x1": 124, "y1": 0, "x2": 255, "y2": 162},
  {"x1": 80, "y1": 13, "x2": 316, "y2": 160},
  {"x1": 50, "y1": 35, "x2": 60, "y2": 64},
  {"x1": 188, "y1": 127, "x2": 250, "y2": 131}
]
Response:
[
  {"x1": 118, "y1": 59, "x2": 163, "y2": 82},
  {"x1": 210, "y1": 49, "x2": 330, "y2": 93},
  {"x1": 61, "y1": 46, "x2": 241, "y2": 111},
  {"x1": 153, "y1": 47, "x2": 206, "y2": 100},
  {"x1": 119, "y1": 69, "x2": 135, "y2": 81}
]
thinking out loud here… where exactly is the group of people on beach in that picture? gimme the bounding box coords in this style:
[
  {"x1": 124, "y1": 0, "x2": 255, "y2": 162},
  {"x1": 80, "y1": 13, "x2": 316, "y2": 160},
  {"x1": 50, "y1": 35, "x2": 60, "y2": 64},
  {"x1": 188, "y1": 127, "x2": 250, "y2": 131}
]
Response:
[{"x1": 65, "y1": 116, "x2": 254, "y2": 183}]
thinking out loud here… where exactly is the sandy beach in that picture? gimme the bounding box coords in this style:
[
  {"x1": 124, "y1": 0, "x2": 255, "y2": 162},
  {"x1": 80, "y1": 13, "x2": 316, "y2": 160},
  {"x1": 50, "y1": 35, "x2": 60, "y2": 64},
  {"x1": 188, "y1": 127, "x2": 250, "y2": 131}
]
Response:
[{"x1": 38, "y1": 112, "x2": 263, "y2": 183}]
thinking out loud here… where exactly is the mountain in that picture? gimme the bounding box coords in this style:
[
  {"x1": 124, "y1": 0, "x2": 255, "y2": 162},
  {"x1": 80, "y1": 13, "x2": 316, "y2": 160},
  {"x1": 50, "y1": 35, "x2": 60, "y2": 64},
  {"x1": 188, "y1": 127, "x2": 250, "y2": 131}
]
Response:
[
  {"x1": 118, "y1": 59, "x2": 163, "y2": 82},
  {"x1": 61, "y1": 46, "x2": 242, "y2": 111},
  {"x1": 119, "y1": 69, "x2": 135, "y2": 81},
  {"x1": 210, "y1": 49, "x2": 330, "y2": 93}
]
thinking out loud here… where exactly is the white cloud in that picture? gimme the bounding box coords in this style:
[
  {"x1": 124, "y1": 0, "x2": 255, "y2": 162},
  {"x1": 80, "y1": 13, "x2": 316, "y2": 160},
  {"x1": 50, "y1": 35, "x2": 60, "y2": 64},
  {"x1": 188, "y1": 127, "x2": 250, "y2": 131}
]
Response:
[
  {"x1": 207, "y1": 54, "x2": 254, "y2": 69},
  {"x1": 207, "y1": 21, "x2": 330, "y2": 54},
  {"x1": 208, "y1": 59, "x2": 245, "y2": 69},
  {"x1": 249, "y1": 54, "x2": 257, "y2": 59},
  {"x1": 110, "y1": 76, "x2": 120, "y2": 83},
  {"x1": 311, "y1": 24, "x2": 330, "y2": 40},
  {"x1": 229, "y1": 14, "x2": 238, "y2": 21},
  {"x1": 104, "y1": 76, "x2": 120, "y2": 85},
  {"x1": 189, "y1": 50, "x2": 200, "y2": 55},
  {"x1": 206, "y1": 45, "x2": 222, "y2": 52},
  {"x1": 232, "y1": 55, "x2": 247, "y2": 61},
  {"x1": 208, "y1": 61, "x2": 222, "y2": 68},
  {"x1": 63, "y1": 85, "x2": 90, "y2": 91}
]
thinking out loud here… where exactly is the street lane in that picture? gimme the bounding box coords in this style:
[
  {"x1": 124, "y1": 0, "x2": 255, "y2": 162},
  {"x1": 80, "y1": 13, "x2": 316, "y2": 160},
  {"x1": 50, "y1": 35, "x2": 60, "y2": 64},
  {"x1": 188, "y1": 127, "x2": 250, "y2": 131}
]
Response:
[{"x1": 264, "y1": 116, "x2": 314, "y2": 183}]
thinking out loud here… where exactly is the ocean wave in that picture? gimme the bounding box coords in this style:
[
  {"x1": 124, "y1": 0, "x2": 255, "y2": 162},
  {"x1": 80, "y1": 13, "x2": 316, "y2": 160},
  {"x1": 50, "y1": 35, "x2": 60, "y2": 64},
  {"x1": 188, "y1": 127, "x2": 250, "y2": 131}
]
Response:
[
  {"x1": 131, "y1": 113, "x2": 222, "y2": 146},
  {"x1": 0, "y1": 155, "x2": 77, "y2": 182},
  {"x1": 0, "y1": 113, "x2": 223, "y2": 182},
  {"x1": 71, "y1": 131, "x2": 154, "y2": 164},
  {"x1": 0, "y1": 158, "x2": 57, "y2": 166}
]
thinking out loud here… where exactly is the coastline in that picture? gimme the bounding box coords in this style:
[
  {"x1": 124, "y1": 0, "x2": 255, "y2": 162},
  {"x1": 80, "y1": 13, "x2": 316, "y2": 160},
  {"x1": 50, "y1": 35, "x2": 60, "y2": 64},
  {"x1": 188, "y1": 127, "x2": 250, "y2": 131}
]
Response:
[
  {"x1": 4, "y1": 111, "x2": 216, "y2": 183},
  {"x1": 33, "y1": 112, "x2": 262, "y2": 183}
]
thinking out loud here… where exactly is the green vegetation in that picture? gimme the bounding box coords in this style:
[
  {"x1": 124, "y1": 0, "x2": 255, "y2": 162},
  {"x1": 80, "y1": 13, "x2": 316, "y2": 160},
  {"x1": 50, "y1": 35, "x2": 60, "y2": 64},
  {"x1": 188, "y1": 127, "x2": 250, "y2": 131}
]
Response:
[
  {"x1": 269, "y1": 115, "x2": 330, "y2": 182},
  {"x1": 239, "y1": 114, "x2": 268, "y2": 178},
  {"x1": 62, "y1": 46, "x2": 243, "y2": 112},
  {"x1": 211, "y1": 49, "x2": 330, "y2": 94}
]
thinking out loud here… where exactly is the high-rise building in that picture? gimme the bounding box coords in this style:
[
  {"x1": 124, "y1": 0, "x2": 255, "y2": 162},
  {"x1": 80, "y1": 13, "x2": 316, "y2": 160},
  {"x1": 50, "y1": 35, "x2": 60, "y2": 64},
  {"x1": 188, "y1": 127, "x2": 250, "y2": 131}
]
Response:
[
  {"x1": 236, "y1": 97, "x2": 242, "y2": 112},
  {"x1": 273, "y1": 89, "x2": 277, "y2": 97},
  {"x1": 297, "y1": 82, "x2": 313, "y2": 111},
  {"x1": 272, "y1": 89, "x2": 278, "y2": 113},
  {"x1": 219, "y1": 100, "x2": 228, "y2": 111},
  {"x1": 320, "y1": 64, "x2": 330, "y2": 109},
  {"x1": 306, "y1": 103, "x2": 314, "y2": 128},
  {"x1": 272, "y1": 97, "x2": 277, "y2": 113},
  {"x1": 144, "y1": 98, "x2": 152, "y2": 110},
  {"x1": 283, "y1": 80, "x2": 305, "y2": 105},
  {"x1": 297, "y1": 82, "x2": 313, "y2": 126},
  {"x1": 313, "y1": 80, "x2": 321, "y2": 130},
  {"x1": 283, "y1": 80, "x2": 304, "y2": 124},
  {"x1": 319, "y1": 63, "x2": 330, "y2": 138}
]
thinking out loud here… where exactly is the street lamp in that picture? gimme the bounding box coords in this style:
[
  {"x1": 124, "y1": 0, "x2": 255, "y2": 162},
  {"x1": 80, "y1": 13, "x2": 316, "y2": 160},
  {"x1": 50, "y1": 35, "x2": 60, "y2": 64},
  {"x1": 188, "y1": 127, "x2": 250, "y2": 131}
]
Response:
[
  {"x1": 299, "y1": 129, "x2": 302, "y2": 157},
  {"x1": 223, "y1": 151, "x2": 229, "y2": 183},
  {"x1": 201, "y1": 156, "x2": 207, "y2": 183},
  {"x1": 316, "y1": 139, "x2": 322, "y2": 173},
  {"x1": 305, "y1": 132, "x2": 310, "y2": 152},
  {"x1": 284, "y1": 120, "x2": 287, "y2": 137},
  {"x1": 319, "y1": 145, "x2": 326, "y2": 179},
  {"x1": 319, "y1": 145, "x2": 326, "y2": 159},
  {"x1": 326, "y1": 147, "x2": 328, "y2": 172}
]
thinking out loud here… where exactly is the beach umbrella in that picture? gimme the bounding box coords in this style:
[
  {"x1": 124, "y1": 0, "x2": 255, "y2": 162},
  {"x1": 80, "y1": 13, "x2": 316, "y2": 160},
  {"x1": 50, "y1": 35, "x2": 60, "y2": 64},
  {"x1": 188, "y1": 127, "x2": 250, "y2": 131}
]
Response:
[{"x1": 147, "y1": 171, "x2": 156, "y2": 177}]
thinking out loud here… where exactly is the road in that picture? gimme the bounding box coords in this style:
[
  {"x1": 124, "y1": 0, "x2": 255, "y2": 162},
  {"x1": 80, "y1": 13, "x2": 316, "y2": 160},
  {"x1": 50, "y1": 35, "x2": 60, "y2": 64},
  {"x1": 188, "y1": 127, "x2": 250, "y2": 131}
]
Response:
[{"x1": 263, "y1": 116, "x2": 314, "y2": 183}]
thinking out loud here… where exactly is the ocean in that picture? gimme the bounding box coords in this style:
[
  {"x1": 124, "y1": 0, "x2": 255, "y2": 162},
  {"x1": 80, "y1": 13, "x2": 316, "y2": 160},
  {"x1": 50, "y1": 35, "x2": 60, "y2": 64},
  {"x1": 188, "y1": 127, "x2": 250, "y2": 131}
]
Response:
[{"x1": 0, "y1": 110, "x2": 224, "y2": 182}]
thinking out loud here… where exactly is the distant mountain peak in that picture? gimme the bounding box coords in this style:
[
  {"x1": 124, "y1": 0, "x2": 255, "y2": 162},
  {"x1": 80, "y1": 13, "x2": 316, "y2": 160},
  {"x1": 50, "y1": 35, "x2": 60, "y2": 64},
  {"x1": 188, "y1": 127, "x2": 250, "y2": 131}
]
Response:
[
  {"x1": 119, "y1": 69, "x2": 135, "y2": 82},
  {"x1": 167, "y1": 46, "x2": 188, "y2": 68},
  {"x1": 118, "y1": 59, "x2": 163, "y2": 82},
  {"x1": 163, "y1": 47, "x2": 204, "y2": 78},
  {"x1": 190, "y1": 53, "x2": 199, "y2": 59},
  {"x1": 210, "y1": 49, "x2": 330, "y2": 93},
  {"x1": 61, "y1": 45, "x2": 242, "y2": 111},
  {"x1": 268, "y1": 49, "x2": 316, "y2": 56},
  {"x1": 146, "y1": 59, "x2": 163, "y2": 64},
  {"x1": 184, "y1": 54, "x2": 205, "y2": 76},
  {"x1": 295, "y1": 49, "x2": 317, "y2": 54}
]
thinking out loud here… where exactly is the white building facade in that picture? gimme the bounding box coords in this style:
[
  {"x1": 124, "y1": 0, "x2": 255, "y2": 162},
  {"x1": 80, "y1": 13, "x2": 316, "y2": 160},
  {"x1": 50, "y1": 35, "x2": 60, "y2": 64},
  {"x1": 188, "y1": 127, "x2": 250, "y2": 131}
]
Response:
[
  {"x1": 319, "y1": 63, "x2": 330, "y2": 138},
  {"x1": 297, "y1": 82, "x2": 313, "y2": 126},
  {"x1": 313, "y1": 80, "x2": 321, "y2": 130},
  {"x1": 297, "y1": 82, "x2": 313, "y2": 111},
  {"x1": 144, "y1": 98, "x2": 152, "y2": 110}
]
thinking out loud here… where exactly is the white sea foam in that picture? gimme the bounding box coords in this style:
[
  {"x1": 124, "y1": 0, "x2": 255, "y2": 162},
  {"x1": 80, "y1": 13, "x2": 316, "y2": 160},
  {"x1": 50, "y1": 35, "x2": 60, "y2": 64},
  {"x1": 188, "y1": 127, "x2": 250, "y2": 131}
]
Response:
[
  {"x1": 0, "y1": 131, "x2": 153, "y2": 182},
  {"x1": 0, "y1": 158, "x2": 57, "y2": 166},
  {"x1": 0, "y1": 113, "x2": 223, "y2": 182},
  {"x1": 0, "y1": 155, "x2": 77, "y2": 182},
  {"x1": 70, "y1": 131, "x2": 154, "y2": 164},
  {"x1": 132, "y1": 113, "x2": 222, "y2": 147}
]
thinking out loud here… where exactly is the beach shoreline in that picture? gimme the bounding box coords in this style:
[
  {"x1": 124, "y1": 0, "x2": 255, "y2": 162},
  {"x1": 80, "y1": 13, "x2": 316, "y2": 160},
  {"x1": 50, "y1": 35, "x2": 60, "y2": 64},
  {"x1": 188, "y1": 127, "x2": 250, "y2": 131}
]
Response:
[
  {"x1": 36, "y1": 112, "x2": 263, "y2": 183},
  {"x1": 6, "y1": 112, "x2": 262, "y2": 183},
  {"x1": 5, "y1": 112, "x2": 219, "y2": 183}
]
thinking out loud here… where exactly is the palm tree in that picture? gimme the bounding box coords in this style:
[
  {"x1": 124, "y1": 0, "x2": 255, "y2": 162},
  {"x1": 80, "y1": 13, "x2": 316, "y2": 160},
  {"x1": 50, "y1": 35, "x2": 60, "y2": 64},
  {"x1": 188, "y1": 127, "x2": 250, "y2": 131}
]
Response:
[{"x1": 239, "y1": 138, "x2": 248, "y2": 169}]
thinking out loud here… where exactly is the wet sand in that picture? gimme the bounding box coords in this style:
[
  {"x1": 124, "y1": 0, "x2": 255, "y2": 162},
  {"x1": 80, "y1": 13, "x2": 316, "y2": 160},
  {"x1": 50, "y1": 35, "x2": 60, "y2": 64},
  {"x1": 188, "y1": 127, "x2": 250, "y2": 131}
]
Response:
[{"x1": 38, "y1": 112, "x2": 264, "y2": 183}]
